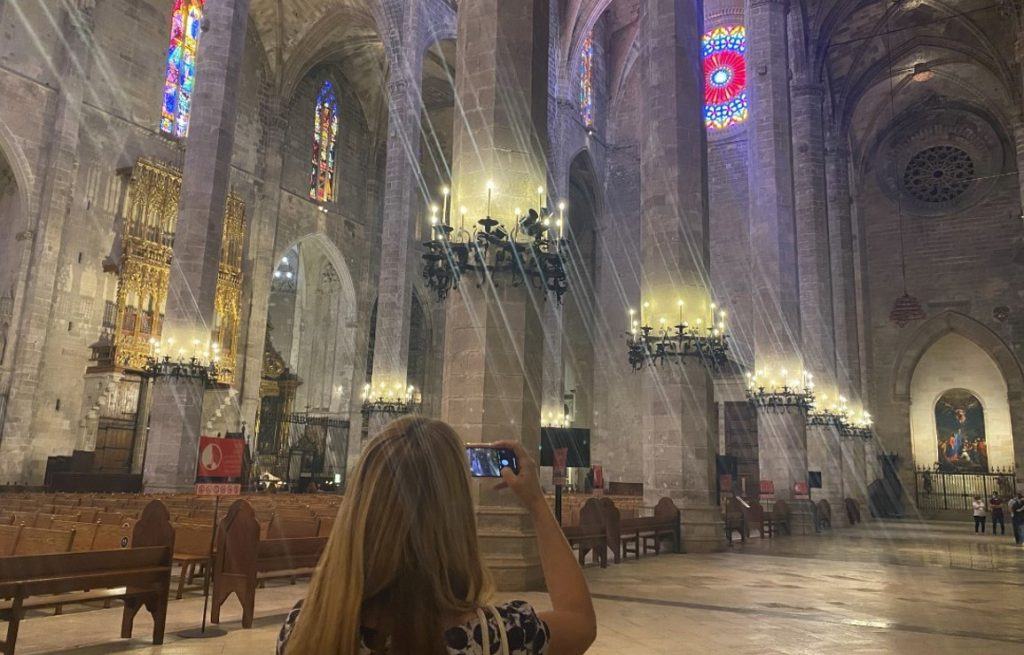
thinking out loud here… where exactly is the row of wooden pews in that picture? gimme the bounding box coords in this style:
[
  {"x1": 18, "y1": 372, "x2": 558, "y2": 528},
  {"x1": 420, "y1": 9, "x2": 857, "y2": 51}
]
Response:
[
  {"x1": 562, "y1": 496, "x2": 682, "y2": 568},
  {"x1": 0, "y1": 491, "x2": 344, "y2": 651},
  {"x1": 0, "y1": 501, "x2": 174, "y2": 655}
]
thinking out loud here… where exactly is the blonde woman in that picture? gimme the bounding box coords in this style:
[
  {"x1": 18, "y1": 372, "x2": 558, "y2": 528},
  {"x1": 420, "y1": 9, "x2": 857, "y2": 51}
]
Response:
[{"x1": 277, "y1": 416, "x2": 596, "y2": 655}]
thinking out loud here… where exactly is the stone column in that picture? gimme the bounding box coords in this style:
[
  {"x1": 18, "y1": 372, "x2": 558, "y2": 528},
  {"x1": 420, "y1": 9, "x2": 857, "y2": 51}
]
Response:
[
  {"x1": 825, "y1": 133, "x2": 862, "y2": 396},
  {"x1": 367, "y1": 7, "x2": 424, "y2": 434},
  {"x1": 238, "y1": 96, "x2": 287, "y2": 438},
  {"x1": 807, "y1": 424, "x2": 844, "y2": 524},
  {"x1": 441, "y1": 0, "x2": 550, "y2": 590},
  {"x1": 638, "y1": 0, "x2": 724, "y2": 552},
  {"x1": 841, "y1": 436, "x2": 868, "y2": 511},
  {"x1": 0, "y1": 1, "x2": 93, "y2": 483},
  {"x1": 747, "y1": 0, "x2": 811, "y2": 531},
  {"x1": 143, "y1": 0, "x2": 251, "y2": 492}
]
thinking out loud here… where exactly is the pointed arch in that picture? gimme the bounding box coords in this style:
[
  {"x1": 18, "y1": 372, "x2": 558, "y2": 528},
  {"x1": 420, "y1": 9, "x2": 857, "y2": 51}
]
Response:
[{"x1": 892, "y1": 311, "x2": 1024, "y2": 401}]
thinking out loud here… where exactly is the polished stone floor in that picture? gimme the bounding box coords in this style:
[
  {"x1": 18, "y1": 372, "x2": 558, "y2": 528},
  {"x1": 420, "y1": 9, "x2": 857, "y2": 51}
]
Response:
[{"x1": 13, "y1": 519, "x2": 1024, "y2": 654}]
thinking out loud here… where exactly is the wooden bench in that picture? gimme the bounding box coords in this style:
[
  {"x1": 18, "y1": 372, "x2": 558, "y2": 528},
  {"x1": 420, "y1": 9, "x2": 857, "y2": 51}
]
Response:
[
  {"x1": 211, "y1": 500, "x2": 326, "y2": 628},
  {"x1": 817, "y1": 499, "x2": 832, "y2": 529},
  {"x1": 0, "y1": 500, "x2": 174, "y2": 655},
  {"x1": 770, "y1": 500, "x2": 791, "y2": 535},
  {"x1": 724, "y1": 497, "x2": 748, "y2": 544},
  {"x1": 845, "y1": 498, "x2": 862, "y2": 525},
  {"x1": 620, "y1": 497, "x2": 681, "y2": 556},
  {"x1": 172, "y1": 522, "x2": 214, "y2": 599},
  {"x1": 597, "y1": 498, "x2": 621, "y2": 564},
  {"x1": 562, "y1": 498, "x2": 607, "y2": 568},
  {"x1": 748, "y1": 499, "x2": 772, "y2": 538}
]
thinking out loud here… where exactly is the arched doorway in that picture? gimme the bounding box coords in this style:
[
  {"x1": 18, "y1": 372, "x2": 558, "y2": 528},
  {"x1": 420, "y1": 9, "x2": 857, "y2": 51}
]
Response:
[
  {"x1": 255, "y1": 235, "x2": 358, "y2": 487},
  {"x1": 895, "y1": 313, "x2": 1024, "y2": 513}
]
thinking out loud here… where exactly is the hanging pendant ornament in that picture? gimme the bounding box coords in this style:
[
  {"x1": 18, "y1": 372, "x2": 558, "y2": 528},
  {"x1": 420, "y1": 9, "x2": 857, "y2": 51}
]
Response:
[{"x1": 889, "y1": 293, "x2": 926, "y2": 328}]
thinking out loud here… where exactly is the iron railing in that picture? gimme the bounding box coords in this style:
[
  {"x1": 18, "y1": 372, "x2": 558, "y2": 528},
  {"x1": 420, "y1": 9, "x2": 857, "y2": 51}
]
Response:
[{"x1": 914, "y1": 467, "x2": 1016, "y2": 512}]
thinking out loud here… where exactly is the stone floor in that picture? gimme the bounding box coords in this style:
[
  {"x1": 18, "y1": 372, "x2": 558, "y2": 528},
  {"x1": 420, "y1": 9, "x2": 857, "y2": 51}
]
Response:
[{"x1": 13, "y1": 519, "x2": 1024, "y2": 654}]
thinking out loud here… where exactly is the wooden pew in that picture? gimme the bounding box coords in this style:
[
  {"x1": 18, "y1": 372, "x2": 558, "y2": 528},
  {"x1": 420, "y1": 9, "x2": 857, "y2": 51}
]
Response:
[
  {"x1": 771, "y1": 500, "x2": 791, "y2": 535},
  {"x1": 817, "y1": 500, "x2": 832, "y2": 529},
  {"x1": 0, "y1": 528, "x2": 19, "y2": 557},
  {"x1": 724, "y1": 497, "x2": 748, "y2": 544},
  {"x1": 747, "y1": 500, "x2": 772, "y2": 538},
  {"x1": 620, "y1": 497, "x2": 681, "y2": 556},
  {"x1": 562, "y1": 498, "x2": 607, "y2": 568},
  {"x1": 845, "y1": 498, "x2": 862, "y2": 525},
  {"x1": 265, "y1": 514, "x2": 319, "y2": 540},
  {"x1": 0, "y1": 500, "x2": 174, "y2": 655},
  {"x1": 172, "y1": 523, "x2": 213, "y2": 599},
  {"x1": 597, "y1": 498, "x2": 621, "y2": 564},
  {"x1": 211, "y1": 500, "x2": 326, "y2": 628},
  {"x1": 12, "y1": 527, "x2": 74, "y2": 556}
]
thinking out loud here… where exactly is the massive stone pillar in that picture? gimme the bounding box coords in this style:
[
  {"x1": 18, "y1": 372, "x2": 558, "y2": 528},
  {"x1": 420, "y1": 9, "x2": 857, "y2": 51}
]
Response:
[
  {"x1": 746, "y1": 0, "x2": 811, "y2": 531},
  {"x1": 638, "y1": 0, "x2": 724, "y2": 552},
  {"x1": 841, "y1": 436, "x2": 868, "y2": 511},
  {"x1": 143, "y1": 0, "x2": 251, "y2": 492},
  {"x1": 825, "y1": 133, "x2": 862, "y2": 396},
  {"x1": 440, "y1": 0, "x2": 550, "y2": 590},
  {"x1": 0, "y1": 1, "x2": 93, "y2": 483},
  {"x1": 238, "y1": 96, "x2": 287, "y2": 437},
  {"x1": 791, "y1": 65, "x2": 843, "y2": 517},
  {"x1": 366, "y1": 6, "x2": 424, "y2": 434}
]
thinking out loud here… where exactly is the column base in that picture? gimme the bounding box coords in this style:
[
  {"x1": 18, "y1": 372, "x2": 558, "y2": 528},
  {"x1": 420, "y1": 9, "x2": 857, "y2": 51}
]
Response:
[
  {"x1": 788, "y1": 499, "x2": 817, "y2": 536},
  {"x1": 143, "y1": 377, "x2": 206, "y2": 493},
  {"x1": 681, "y1": 504, "x2": 727, "y2": 553},
  {"x1": 476, "y1": 505, "x2": 544, "y2": 591}
]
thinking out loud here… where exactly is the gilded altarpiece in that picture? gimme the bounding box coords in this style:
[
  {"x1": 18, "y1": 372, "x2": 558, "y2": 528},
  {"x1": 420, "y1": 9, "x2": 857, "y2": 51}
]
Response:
[{"x1": 114, "y1": 159, "x2": 246, "y2": 385}]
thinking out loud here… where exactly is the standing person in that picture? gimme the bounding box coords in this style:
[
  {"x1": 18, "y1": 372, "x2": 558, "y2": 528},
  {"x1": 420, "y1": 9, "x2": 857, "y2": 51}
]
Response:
[
  {"x1": 1011, "y1": 492, "x2": 1024, "y2": 545},
  {"x1": 990, "y1": 492, "x2": 1005, "y2": 536},
  {"x1": 972, "y1": 495, "x2": 986, "y2": 533},
  {"x1": 277, "y1": 416, "x2": 597, "y2": 654}
]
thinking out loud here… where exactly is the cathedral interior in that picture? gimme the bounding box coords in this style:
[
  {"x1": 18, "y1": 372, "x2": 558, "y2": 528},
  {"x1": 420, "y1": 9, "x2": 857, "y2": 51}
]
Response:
[{"x1": 2, "y1": 0, "x2": 1024, "y2": 653}]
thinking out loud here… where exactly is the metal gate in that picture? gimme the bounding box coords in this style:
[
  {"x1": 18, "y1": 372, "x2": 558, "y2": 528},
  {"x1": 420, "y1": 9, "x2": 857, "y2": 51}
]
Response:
[
  {"x1": 281, "y1": 413, "x2": 350, "y2": 489},
  {"x1": 915, "y1": 468, "x2": 1017, "y2": 512}
]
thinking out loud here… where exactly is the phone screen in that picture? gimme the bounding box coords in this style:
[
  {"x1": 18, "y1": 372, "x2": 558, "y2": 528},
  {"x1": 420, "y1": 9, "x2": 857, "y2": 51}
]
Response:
[{"x1": 466, "y1": 446, "x2": 519, "y2": 478}]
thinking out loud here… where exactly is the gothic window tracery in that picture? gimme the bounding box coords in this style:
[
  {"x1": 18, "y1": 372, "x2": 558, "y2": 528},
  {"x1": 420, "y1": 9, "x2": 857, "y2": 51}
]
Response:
[
  {"x1": 703, "y1": 25, "x2": 748, "y2": 131},
  {"x1": 161, "y1": 0, "x2": 205, "y2": 138},
  {"x1": 310, "y1": 81, "x2": 340, "y2": 203},
  {"x1": 578, "y1": 32, "x2": 595, "y2": 130},
  {"x1": 902, "y1": 145, "x2": 975, "y2": 204}
]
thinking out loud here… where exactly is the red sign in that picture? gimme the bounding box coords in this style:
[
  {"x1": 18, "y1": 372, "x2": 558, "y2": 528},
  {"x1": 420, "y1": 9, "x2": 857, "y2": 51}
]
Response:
[
  {"x1": 593, "y1": 465, "x2": 604, "y2": 490},
  {"x1": 719, "y1": 474, "x2": 733, "y2": 493},
  {"x1": 553, "y1": 447, "x2": 568, "y2": 486},
  {"x1": 196, "y1": 436, "x2": 244, "y2": 479},
  {"x1": 759, "y1": 480, "x2": 775, "y2": 498},
  {"x1": 793, "y1": 481, "x2": 810, "y2": 499}
]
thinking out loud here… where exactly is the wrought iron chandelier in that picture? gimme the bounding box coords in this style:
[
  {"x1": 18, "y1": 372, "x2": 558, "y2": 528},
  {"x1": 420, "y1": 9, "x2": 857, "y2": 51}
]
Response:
[
  {"x1": 625, "y1": 303, "x2": 730, "y2": 371},
  {"x1": 805, "y1": 392, "x2": 874, "y2": 440},
  {"x1": 360, "y1": 382, "x2": 421, "y2": 417},
  {"x1": 421, "y1": 184, "x2": 569, "y2": 302},
  {"x1": 745, "y1": 368, "x2": 815, "y2": 412},
  {"x1": 143, "y1": 337, "x2": 220, "y2": 384}
]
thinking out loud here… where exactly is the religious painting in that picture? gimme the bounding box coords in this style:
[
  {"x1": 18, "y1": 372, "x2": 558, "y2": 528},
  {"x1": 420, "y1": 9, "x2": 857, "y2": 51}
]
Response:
[{"x1": 935, "y1": 389, "x2": 987, "y2": 472}]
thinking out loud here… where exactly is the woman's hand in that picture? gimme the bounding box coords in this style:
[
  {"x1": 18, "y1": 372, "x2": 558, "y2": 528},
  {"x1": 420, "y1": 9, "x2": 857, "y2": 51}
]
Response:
[{"x1": 492, "y1": 440, "x2": 547, "y2": 515}]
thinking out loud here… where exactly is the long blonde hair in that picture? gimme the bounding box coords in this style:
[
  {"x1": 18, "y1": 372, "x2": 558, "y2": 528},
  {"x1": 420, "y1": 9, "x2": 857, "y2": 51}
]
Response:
[{"x1": 285, "y1": 416, "x2": 494, "y2": 654}]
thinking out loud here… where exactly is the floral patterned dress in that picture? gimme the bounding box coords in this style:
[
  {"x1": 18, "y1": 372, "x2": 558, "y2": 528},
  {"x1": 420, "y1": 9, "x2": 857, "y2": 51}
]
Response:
[{"x1": 277, "y1": 599, "x2": 551, "y2": 655}]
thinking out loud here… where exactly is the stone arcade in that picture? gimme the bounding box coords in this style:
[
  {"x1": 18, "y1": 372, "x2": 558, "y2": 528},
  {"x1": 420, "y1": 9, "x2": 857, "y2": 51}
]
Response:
[{"x1": 1, "y1": 0, "x2": 1024, "y2": 653}]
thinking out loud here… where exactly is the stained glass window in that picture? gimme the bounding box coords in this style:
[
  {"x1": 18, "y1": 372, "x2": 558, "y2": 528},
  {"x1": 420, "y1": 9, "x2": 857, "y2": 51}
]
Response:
[
  {"x1": 578, "y1": 32, "x2": 595, "y2": 130},
  {"x1": 161, "y1": 0, "x2": 205, "y2": 138},
  {"x1": 703, "y1": 26, "x2": 748, "y2": 131},
  {"x1": 310, "y1": 81, "x2": 340, "y2": 203}
]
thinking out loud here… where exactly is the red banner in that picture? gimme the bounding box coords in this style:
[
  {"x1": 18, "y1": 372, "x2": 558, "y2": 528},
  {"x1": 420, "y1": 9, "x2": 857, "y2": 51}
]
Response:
[
  {"x1": 553, "y1": 447, "x2": 568, "y2": 486},
  {"x1": 793, "y1": 481, "x2": 810, "y2": 499},
  {"x1": 593, "y1": 464, "x2": 604, "y2": 489},
  {"x1": 759, "y1": 479, "x2": 775, "y2": 498},
  {"x1": 196, "y1": 436, "x2": 245, "y2": 480},
  {"x1": 719, "y1": 474, "x2": 733, "y2": 493}
]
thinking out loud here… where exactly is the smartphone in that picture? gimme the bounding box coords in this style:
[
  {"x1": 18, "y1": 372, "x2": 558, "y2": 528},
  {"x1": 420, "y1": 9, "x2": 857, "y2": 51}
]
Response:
[{"x1": 466, "y1": 445, "x2": 520, "y2": 478}]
